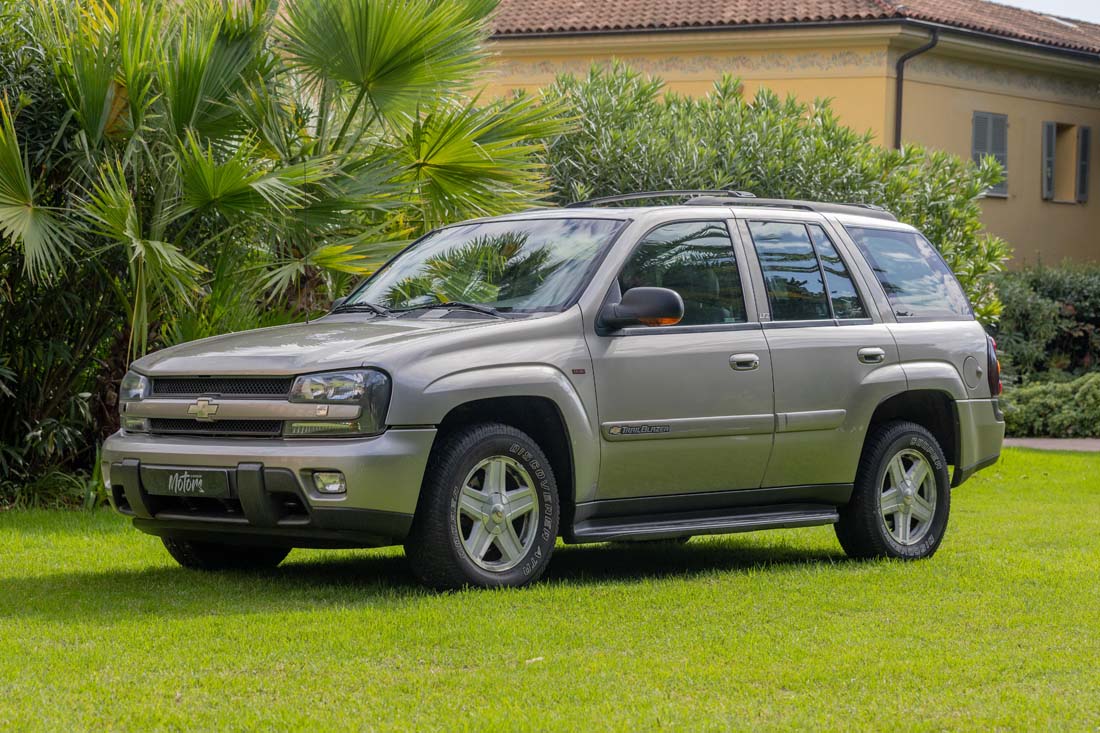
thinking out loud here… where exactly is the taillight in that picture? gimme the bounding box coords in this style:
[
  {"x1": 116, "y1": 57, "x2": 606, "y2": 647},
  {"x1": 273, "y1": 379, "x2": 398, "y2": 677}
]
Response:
[{"x1": 986, "y1": 336, "x2": 1002, "y2": 396}]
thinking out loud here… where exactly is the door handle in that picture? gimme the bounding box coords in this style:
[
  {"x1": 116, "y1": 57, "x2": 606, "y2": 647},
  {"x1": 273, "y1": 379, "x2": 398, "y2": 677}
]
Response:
[
  {"x1": 730, "y1": 353, "x2": 760, "y2": 371},
  {"x1": 858, "y1": 347, "x2": 887, "y2": 364}
]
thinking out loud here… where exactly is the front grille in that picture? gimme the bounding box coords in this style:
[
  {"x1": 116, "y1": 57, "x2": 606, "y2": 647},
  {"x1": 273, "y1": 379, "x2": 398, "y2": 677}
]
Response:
[
  {"x1": 148, "y1": 418, "x2": 283, "y2": 437},
  {"x1": 151, "y1": 377, "x2": 293, "y2": 398}
]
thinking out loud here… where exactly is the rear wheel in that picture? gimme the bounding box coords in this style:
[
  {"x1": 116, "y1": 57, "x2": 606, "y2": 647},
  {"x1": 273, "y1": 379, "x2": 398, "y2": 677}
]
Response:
[
  {"x1": 162, "y1": 538, "x2": 290, "y2": 570},
  {"x1": 835, "y1": 421, "x2": 950, "y2": 560},
  {"x1": 405, "y1": 423, "x2": 559, "y2": 590}
]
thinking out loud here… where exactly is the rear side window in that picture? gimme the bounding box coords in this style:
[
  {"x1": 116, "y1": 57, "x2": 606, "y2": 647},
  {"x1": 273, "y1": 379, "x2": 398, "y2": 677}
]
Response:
[
  {"x1": 846, "y1": 227, "x2": 972, "y2": 319},
  {"x1": 808, "y1": 225, "x2": 867, "y2": 320},
  {"x1": 747, "y1": 221, "x2": 868, "y2": 322},
  {"x1": 747, "y1": 221, "x2": 830, "y2": 321},
  {"x1": 618, "y1": 221, "x2": 747, "y2": 326}
]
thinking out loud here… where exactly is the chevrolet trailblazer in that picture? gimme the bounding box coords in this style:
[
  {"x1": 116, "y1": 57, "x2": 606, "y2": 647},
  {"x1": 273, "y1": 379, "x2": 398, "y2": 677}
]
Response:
[{"x1": 102, "y1": 191, "x2": 1005, "y2": 589}]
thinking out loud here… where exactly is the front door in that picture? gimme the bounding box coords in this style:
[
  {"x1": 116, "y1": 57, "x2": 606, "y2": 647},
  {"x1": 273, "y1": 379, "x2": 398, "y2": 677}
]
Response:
[{"x1": 585, "y1": 220, "x2": 775, "y2": 502}]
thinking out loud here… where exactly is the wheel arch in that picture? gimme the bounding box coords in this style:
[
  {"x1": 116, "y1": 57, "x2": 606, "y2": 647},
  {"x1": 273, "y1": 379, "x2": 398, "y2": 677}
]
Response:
[
  {"x1": 866, "y1": 389, "x2": 960, "y2": 467},
  {"x1": 430, "y1": 395, "x2": 579, "y2": 530},
  {"x1": 397, "y1": 363, "x2": 600, "y2": 505}
]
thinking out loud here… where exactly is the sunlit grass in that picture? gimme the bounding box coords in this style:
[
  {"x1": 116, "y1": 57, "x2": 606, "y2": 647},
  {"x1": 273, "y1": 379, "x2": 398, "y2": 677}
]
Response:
[{"x1": 1, "y1": 448, "x2": 1098, "y2": 730}]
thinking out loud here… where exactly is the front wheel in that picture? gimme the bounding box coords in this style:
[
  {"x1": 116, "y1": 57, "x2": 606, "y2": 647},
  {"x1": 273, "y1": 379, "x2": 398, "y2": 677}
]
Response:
[
  {"x1": 835, "y1": 421, "x2": 951, "y2": 560},
  {"x1": 405, "y1": 423, "x2": 559, "y2": 590},
  {"x1": 162, "y1": 538, "x2": 290, "y2": 570}
]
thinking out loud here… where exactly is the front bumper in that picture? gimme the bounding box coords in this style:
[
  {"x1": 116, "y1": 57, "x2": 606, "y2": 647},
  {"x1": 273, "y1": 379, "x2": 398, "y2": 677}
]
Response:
[{"x1": 101, "y1": 428, "x2": 436, "y2": 548}]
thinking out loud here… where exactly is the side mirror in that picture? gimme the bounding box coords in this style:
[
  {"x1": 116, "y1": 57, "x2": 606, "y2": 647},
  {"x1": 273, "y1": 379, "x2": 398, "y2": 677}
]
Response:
[
  {"x1": 331, "y1": 296, "x2": 348, "y2": 311},
  {"x1": 599, "y1": 287, "x2": 684, "y2": 330}
]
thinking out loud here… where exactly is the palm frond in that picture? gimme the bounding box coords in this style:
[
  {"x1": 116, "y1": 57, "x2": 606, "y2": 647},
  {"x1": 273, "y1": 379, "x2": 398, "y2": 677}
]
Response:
[
  {"x1": 116, "y1": 0, "x2": 173, "y2": 135},
  {"x1": 261, "y1": 234, "x2": 407, "y2": 297},
  {"x1": 158, "y1": 2, "x2": 271, "y2": 143},
  {"x1": 230, "y1": 74, "x2": 305, "y2": 162},
  {"x1": 394, "y1": 94, "x2": 567, "y2": 227},
  {"x1": 440, "y1": 0, "x2": 500, "y2": 22},
  {"x1": 278, "y1": 0, "x2": 486, "y2": 130},
  {"x1": 82, "y1": 159, "x2": 205, "y2": 358},
  {"x1": 174, "y1": 131, "x2": 336, "y2": 221},
  {"x1": 32, "y1": 0, "x2": 122, "y2": 146},
  {"x1": 0, "y1": 98, "x2": 72, "y2": 278}
]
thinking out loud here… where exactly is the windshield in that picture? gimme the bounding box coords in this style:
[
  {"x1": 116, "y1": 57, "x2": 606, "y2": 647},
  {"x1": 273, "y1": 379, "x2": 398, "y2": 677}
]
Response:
[{"x1": 347, "y1": 218, "x2": 625, "y2": 313}]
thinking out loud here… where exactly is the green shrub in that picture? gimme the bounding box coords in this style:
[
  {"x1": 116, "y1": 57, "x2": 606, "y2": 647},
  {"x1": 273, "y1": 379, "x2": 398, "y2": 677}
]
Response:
[
  {"x1": 539, "y1": 63, "x2": 1011, "y2": 323},
  {"x1": 993, "y1": 264, "x2": 1100, "y2": 380},
  {"x1": 1003, "y1": 372, "x2": 1100, "y2": 437},
  {"x1": 0, "y1": 467, "x2": 103, "y2": 510}
]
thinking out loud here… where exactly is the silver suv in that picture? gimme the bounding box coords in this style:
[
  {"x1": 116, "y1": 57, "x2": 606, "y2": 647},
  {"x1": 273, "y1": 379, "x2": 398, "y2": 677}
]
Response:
[{"x1": 102, "y1": 192, "x2": 1005, "y2": 589}]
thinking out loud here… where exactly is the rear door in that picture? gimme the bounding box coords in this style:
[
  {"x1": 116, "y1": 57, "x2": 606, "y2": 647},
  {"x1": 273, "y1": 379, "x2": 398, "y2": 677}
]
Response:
[
  {"x1": 739, "y1": 216, "x2": 903, "y2": 488},
  {"x1": 585, "y1": 219, "x2": 775, "y2": 501}
]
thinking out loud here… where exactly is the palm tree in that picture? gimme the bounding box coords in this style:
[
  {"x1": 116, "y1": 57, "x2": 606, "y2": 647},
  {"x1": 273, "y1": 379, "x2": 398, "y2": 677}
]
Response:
[
  {"x1": 0, "y1": 0, "x2": 565, "y2": 485},
  {"x1": 1, "y1": 0, "x2": 563, "y2": 362}
]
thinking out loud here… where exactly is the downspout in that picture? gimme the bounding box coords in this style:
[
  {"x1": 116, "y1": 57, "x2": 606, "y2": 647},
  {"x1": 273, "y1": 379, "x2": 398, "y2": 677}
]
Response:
[{"x1": 893, "y1": 29, "x2": 939, "y2": 149}]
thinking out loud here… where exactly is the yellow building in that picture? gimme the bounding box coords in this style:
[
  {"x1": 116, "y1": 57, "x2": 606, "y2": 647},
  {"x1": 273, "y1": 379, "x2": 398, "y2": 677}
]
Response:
[{"x1": 484, "y1": 0, "x2": 1100, "y2": 264}]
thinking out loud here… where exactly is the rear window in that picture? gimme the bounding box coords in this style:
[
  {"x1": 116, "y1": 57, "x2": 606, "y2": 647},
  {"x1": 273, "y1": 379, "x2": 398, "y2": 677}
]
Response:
[{"x1": 845, "y1": 227, "x2": 972, "y2": 319}]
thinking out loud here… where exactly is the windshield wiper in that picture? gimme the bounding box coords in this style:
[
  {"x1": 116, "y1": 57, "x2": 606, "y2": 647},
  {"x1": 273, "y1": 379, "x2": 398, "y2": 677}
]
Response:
[
  {"x1": 332, "y1": 302, "x2": 391, "y2": 317},
  {"x1": 395, "y1": 301, "x2": 504, "y2": 318}
]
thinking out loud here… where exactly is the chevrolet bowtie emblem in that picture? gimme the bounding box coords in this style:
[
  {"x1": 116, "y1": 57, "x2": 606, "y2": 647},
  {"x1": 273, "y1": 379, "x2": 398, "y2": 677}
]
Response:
[{"x1": 187, "y1": 398, "x2": 220, "y2": 421}]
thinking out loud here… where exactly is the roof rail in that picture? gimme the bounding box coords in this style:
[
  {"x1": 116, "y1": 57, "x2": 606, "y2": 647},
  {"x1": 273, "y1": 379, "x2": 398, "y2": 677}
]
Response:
[
  {"x1": 684, "y1": 196, "x2": 898, "y2": 222},
  {"x1": 565, "y1": 190, "x2": 898, "y2": 221},
  {"x1": 565, "y1": 190, "x2": 757, "y2": 208}
]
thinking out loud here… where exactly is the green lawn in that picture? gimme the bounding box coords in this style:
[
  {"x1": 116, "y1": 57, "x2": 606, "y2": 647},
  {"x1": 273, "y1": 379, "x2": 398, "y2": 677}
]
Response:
[{"x1": 2, "y1": 448, "x2": 1098, "y2": 731}]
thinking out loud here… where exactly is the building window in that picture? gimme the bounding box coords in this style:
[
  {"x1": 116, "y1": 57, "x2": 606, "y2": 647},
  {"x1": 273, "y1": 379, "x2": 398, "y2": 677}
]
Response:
[
  {"x1": 972, "y1": 111, "x2": 1008, "y2": 196},
  {"x1": 1042, "y1": 122, "x2": 1091, "y2": 203}
]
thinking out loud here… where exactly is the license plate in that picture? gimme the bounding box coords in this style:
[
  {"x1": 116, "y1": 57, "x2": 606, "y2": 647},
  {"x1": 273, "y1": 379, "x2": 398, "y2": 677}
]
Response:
[{"x1": 141, "y1": 466, "x2": 231, "y2": 499}]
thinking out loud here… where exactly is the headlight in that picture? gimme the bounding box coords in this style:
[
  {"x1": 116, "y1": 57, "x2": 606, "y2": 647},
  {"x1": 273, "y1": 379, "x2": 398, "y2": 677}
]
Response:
[
  {"x1": 286, "y1": 369, "x2": 391, "y2": 437},
  {"x1": 119, "y1": 371, "x2": 150, "y2": 433},
  {"x1": 120, "y1": 371, "x2": 150, "y2": 402},
  {"x1": 290, "y1": 371, "x2": 373, "y2": 402}
]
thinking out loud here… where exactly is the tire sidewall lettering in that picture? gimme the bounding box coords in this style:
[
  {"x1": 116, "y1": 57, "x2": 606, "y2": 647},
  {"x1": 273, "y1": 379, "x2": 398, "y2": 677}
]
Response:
[{"x1": 907, "y1": 435, "x2": 944, "y2": 471}]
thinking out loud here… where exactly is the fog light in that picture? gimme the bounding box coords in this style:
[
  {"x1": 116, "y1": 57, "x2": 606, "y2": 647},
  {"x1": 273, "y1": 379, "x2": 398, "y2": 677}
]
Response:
[
  {"x1": 122, "y1": 416, "x2": 149, "y2": 433},
  {"x1": 312, "y1": 471, "x2": 346, "y2": 494}
]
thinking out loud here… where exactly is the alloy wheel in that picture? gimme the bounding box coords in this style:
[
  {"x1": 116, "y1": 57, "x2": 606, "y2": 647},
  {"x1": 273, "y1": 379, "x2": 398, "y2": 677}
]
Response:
[
  {"x1": 879, "y1": 448, "x2": 937, "y2": 545},
  {"x1": 456, "y1": 456, "x2": 540, "y2": 572}
]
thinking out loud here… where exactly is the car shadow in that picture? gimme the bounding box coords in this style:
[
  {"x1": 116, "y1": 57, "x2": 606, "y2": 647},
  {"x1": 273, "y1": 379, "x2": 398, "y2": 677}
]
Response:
[
  {"x1": 545, "y1": 539, "x2": 845, "y2": 584},
  {"x1": 0, "y1": 536, "x2": 849, "y2": 623}
]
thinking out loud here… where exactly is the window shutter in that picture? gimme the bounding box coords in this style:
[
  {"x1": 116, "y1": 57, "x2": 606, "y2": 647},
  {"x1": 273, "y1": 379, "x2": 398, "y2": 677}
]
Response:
[
  {"x1": 972, "y1": 112, "x2": 989, "y2": 164},
  {"x1": 990, "y1": 114, "x2": 1008, "y2": 195},
  {"x1": 1078, "y1": 126, "x2": 1091, "y2": 203},
  {"x1": 1042, "y1": 121, "x2": 1056, "y2": 200},
  {"x1": 973, "y1": 112, "x2": 1007, "y2": 195}
]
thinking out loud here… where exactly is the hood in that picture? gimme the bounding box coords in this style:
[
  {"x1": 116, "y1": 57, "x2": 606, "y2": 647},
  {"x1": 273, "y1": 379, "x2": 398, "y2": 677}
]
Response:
[{"x1": 132, "y1": 314, "x2": 502, "y2": 376}]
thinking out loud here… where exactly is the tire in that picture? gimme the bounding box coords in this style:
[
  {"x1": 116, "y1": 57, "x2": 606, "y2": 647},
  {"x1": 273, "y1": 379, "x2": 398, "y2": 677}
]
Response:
[
  {"x1": 162, "y1": 538, "x2": 290, "y2": 570},
  {"x1": 405, "y1": 423, "x2": 559, "y2": 590},
  {"x1": 835, "y1": 420, "x2": 951, "y2": 560}
]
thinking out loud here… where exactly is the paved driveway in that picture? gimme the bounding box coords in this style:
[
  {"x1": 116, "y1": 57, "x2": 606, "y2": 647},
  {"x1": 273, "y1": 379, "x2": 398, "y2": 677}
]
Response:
[{"x1": 1004, "y1": 438, "x2": 1100, "y2": 452}]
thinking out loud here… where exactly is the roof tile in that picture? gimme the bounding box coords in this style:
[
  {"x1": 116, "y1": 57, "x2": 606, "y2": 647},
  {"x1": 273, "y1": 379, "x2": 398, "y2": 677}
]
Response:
[{"x1": 491, "y1": 0, "x2": 1100, "y2": 56}]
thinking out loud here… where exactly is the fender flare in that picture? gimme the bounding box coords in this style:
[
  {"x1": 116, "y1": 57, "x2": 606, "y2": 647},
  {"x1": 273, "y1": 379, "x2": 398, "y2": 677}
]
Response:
[
  {"x1": 406, "y1": 364, "x2": 600, "y2": 504},
  {"x1": 900, "y1": 360, "x2": 969, "y2": 401}
]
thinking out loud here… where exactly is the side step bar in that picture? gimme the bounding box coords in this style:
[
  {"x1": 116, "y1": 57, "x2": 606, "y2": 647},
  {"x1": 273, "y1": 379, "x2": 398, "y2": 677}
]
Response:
[{"x1": 570, "y1": 506, "x2": 839, "y2": 543}]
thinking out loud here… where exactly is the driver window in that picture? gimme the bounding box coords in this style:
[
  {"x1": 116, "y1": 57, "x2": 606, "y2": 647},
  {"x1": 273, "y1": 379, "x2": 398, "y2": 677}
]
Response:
[{"x1": 617, "y1": 221, "x2": 747, "y2": 326}]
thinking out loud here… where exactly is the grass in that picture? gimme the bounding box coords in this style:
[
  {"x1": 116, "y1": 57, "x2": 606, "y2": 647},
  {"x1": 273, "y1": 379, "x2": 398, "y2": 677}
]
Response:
[{"x1": 1, "y1": 447, "x2": 1099, "y2": 731}]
